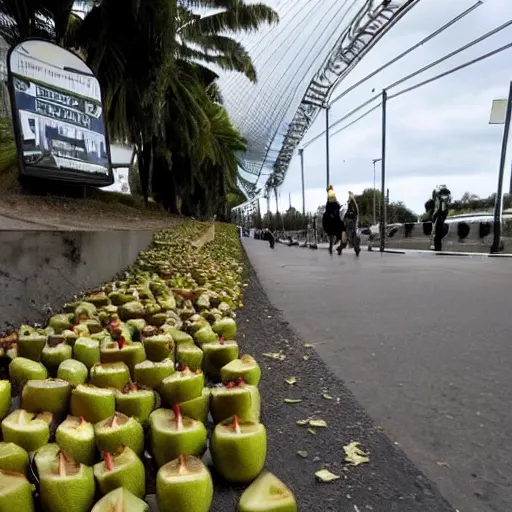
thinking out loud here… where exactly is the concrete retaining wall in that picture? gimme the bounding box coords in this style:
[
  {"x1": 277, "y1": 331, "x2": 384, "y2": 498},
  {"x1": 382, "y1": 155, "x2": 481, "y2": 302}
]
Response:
[
  {"x1": 191, "y1": 224, "x2": 215, "y2": 249},
  {"x1": 279, "y1": 217, "x2": 512, "y2": 253},
  {"x1": 0, "y1": 230, "x2": 154, "y2": 332},
  {"x1": 386, "y1": 218, "x2": 512, "y2": 253}
]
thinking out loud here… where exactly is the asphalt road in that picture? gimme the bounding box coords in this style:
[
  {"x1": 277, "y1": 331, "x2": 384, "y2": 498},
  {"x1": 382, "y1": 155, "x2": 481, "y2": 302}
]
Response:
[{"x1": 243, "y1": 238, "x2": 512, "y2": 512}]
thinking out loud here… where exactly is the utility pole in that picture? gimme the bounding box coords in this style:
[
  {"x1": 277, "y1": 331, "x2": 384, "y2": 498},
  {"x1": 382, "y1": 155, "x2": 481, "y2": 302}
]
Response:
[
  {"x1": 509, "y1": 160, "x2": 512, "y2": 196},
  {"x1": 325, "y1": 105, "x2": 331, "y2": 189},
  {"x1": 299, "y1": 148, "x2": 305, "y2": 215},
  {"x1": 372, "y1": 158, "x2": 382, "y2": 225},
  {"x1": 491, "y1": 81, "x2": 512, "y2": 253},
  {"x1": 380, "y1": 90, "x2": 388, "y2": 252}
]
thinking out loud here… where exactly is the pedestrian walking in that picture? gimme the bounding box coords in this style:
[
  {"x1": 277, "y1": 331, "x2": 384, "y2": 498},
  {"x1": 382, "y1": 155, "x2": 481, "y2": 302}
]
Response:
[
  {"x1": 344, "y1": 191, "x2": 361, "y2": 257},
  {"x1": 322, "y1": 185, "x2": 345, "y2": 254},
  {"x1": 263, "y1": 228, "x2": 275, "y2": 249}
]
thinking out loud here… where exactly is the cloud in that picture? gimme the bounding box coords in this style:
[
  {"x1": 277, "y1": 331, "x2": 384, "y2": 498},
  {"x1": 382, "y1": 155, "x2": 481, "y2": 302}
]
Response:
[{"x1": 222, "y1": 0, "x2": 512, "y2": 214}]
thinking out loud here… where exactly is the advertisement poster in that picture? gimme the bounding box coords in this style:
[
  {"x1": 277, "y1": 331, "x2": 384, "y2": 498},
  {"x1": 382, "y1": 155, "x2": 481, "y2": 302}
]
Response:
[{"x1": 8, "y1": 39, "x2": 113, "y2": 185}]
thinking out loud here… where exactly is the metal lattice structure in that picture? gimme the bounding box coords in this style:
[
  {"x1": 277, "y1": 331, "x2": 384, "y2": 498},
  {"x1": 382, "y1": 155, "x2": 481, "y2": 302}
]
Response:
[
  {"x1": 218, "y1": 0, "x2": 421, "y2": 195},
  {"x1": 231, "y1": 193, "x2": 262, "y2": 227}
]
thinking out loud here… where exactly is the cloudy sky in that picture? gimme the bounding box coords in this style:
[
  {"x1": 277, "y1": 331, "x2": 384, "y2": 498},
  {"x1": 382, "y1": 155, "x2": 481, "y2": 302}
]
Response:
[{"x1": 220, "y1": 0, "x2": 512, "y2": 214}]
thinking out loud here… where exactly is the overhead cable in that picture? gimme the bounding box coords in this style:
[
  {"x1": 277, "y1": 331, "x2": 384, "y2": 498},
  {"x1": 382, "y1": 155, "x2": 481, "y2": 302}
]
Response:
[
  {"x1": 302, "y1": 18, "x2": 512, "y2": 147},
  {"x1": 386, "y1": 18, "x2": 512, "y2": 91},
  {"x1": 310, "y1": 42, "x2": 512, "y2": 146},
  {"x1": 329, "y1": 0, "x2": 483, "y2": 105},
  {"x1": 388, "y1": 40, "x2": 512, "y2": 100}
]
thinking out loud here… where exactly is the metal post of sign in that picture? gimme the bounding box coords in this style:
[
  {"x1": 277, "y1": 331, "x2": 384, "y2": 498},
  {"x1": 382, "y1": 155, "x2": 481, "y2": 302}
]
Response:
[
  {"x1": 509, "y1": 160, "x2": 512, "y2": 195},
  {"x1": 299, "y1": 148, "x2": 305, "y2": 215},
  {"x1": 380, "y1": 90, "x2": 388, "y2": 252},
  {"x1": 325, "y1": 106, "x2": 331, "y2": 189},
  {"x1": 491, "y1": 81, "x2": 512, "y2": 253}
]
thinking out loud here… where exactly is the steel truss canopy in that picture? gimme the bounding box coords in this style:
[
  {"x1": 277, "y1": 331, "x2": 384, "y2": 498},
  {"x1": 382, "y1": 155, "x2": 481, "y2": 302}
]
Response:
[{"x1": 218, "y1": 0, "x2": 421, "y2": 195}]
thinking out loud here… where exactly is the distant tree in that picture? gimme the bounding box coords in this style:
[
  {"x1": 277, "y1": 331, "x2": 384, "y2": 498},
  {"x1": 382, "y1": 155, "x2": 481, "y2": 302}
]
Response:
[
  {"x1": 387, "y1": 201, "x2": 417, "y2": 224},
  {"x1": 448, "y1": 191, "x2": 511, "y2": 215},
  {"x1": 460, "y1": 192, "x2": 480, "y2": 204},
  {"x1": 282, "y1": 206, "x2": 308, "y2": 231}
]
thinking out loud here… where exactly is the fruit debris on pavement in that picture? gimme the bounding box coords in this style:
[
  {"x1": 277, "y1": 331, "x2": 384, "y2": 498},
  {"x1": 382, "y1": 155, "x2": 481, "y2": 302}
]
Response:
[{"x1": 0, "y1": 221, "x2": 297, "y2": 511}]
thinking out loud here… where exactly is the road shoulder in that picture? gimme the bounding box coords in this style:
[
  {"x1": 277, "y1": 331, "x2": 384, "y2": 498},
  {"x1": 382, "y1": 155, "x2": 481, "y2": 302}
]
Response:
[{"x1": 231, "y1": 263, "x2": 455, "y2": 512}]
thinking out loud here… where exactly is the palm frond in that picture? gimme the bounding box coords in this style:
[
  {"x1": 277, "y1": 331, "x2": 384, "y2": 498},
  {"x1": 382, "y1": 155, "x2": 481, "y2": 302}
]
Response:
[{"x1": 190, "y1": 2, "x2": 278, "y2": 34}]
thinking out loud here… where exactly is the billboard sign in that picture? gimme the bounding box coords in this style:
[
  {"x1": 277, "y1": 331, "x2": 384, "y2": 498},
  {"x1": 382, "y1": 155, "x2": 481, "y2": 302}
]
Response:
[{"x1": 7, "y1": 39, "x2": 113, "y2": 186}]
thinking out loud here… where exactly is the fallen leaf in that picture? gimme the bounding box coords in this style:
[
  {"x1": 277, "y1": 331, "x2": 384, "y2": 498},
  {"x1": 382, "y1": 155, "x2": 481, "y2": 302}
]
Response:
[
  {"x1": 315, "y1": 469, "x2": 340, "y2": 482},
  {"x1": 285, "y1": 377, "x2": 297, "y2": 385},
  {"x1": 437, "y1": 461, "x2": 450, "y2": 468},
  {"x1": 297, "y1": 417, "x2": 327, "y2": 428},
  {"x1": 303, "y1": 355, "x2": 310, "y2": 361},
  {"x1": 297, "y1": 450, "x2": 308, "y2": 458},
  {"x1": 304, "y1": 343, "x2": 313, "y2": 348},
  {"x1": 284, "y1": 398, "x2": 302, "y2": 404},
  {"x1": 262, "y1": 352, "x2": 286, "y2": 361},
  {"x1": 307, "y1": 428, "x2": 317, "y2": 435},
  {"x1": 343, "y1": 442, "x2": 369, "y2": 466},
  {"x1": 309, "y1": 419, "x2": 327, "y2": 428},
  {"x1": 322, "y1": 393, "x2": 333, "y2": 400}
]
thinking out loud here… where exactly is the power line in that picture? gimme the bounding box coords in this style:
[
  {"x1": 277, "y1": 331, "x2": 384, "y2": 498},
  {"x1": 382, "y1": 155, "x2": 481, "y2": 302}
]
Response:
[
  {"x1": 225, "y1": 0, "x2": 331, "y2": 108},
  {"x1": 386, "y1": 18, "x2": 512, "y2": 91},
  {"x1": 220, "y1": 0, "x2": 298, "y2": 92},
  {"x1": 388, "y1": 40, "x2": 512, "y2": 100},
  {"x1": 329, "y1": 0, "x2": 483, "y2": 106},
  {"x1": 302, "y1": 18, "x2": 512, "y2": 147},
  {"x1": 312, "y1": 41, "x2": 512, "y2": 145},
  {"x1": 229, "y1": 0, "x2": 327, "y2": 129},
  {"x1": 236, "y1": 0, "x2": 342, "y2": 133},
  {"x1": 240, "y1": 0, "x2": 356, "y2": 144},
  {"x1": 329, "y1": 103, "x2": 382, "y2": 139}
]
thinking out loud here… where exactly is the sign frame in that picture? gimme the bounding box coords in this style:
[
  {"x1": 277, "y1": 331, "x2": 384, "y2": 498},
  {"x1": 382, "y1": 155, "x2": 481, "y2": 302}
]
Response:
[
  {"x1": 6, "y1": 37, "x2": 114, "y2": 187},
  {"x1": 489, "y1": 99, "x2": 507, "y2": 125}
]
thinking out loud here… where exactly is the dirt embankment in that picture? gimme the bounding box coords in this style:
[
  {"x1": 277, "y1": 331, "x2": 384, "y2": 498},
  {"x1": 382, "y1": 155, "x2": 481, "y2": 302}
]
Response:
[{"x1": 0, "y1": 192, "x2": 180, "y2": 231}]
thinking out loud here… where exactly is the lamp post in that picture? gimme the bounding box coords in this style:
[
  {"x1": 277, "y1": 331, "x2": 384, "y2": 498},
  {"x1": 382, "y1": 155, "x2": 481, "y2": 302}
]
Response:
[
  {"x1": 372, "y1": 158, "x2": 382, "y2": 225},
  {"x1": 325, "y1": 105, "x2": 331, "y2": 189},
  {"x1": 488, "y1": 82, "x2": 512, "y2": 253},
  {"x1": 380, "y1": 89, "x2": 388, "y2": 252},
  {"x1": 299, "y1": 148, "x2": 305, "y2": 215}
]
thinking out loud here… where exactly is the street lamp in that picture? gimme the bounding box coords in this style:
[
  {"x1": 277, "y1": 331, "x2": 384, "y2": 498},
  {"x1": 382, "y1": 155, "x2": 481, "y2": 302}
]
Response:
[
  {"x1": 488, "y1": 84, "x2": 512, "y2": 253},
  {"x1": 372, "y1": 158, "x2": 382, "y2": 226}
]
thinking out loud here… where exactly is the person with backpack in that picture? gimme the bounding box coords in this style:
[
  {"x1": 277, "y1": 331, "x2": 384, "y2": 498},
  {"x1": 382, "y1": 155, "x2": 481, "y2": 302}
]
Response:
[{"x1": 343, "y1": 191, "x2": 361, "y2": 256}]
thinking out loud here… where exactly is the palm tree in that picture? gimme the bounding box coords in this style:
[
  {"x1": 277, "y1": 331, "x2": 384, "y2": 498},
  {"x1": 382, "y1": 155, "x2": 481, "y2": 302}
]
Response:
[
  {"x1": 0, "y1": 0, "x2": 77, "y2": 45},
  {"x1": 0, "y1": 0, "x2": 278, "y2": 216}
]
